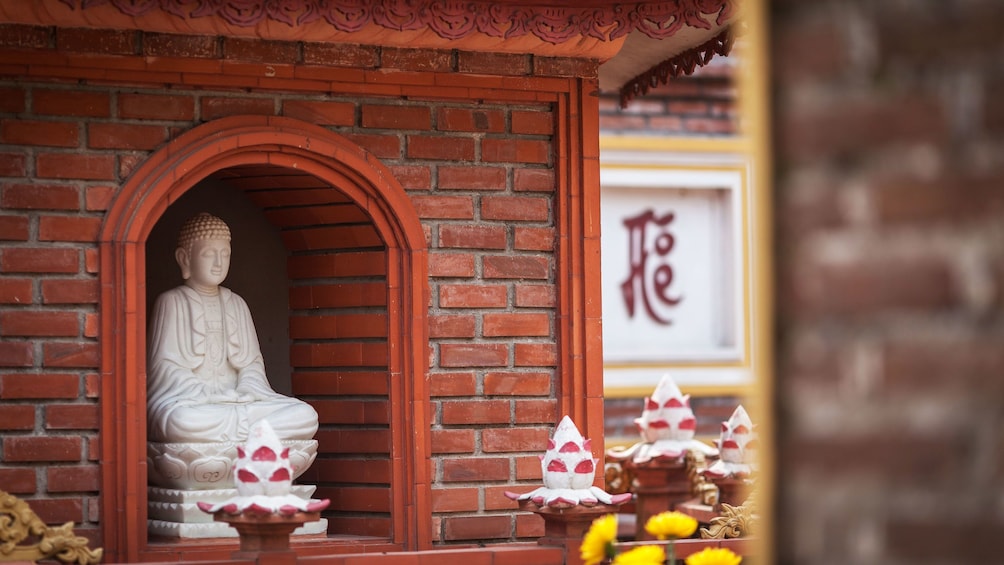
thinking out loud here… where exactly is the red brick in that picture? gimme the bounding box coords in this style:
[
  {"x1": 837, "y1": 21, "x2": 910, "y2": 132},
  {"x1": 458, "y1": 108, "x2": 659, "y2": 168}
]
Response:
[
  {"x1": 429, "y1": 372, "x2": 477, "y2": 397},
  {"x1": 303, "y1": 43, "x2": 378, "y2": 67},
  {"x1": 34, "y1": 90, "x2": 110, "y2": 118},
  {"x1": 511, "y1": 110, "x2": 554, "y2": 135},
  {"x1": 440, "y1": 343, "x2": 508, "y2": 367},
  {"x1": 483, "y1": 256, "x2": 549, "y2": 279},
  {"x1": 431, "y1": 429, "x2": 476, "y2": 454},
  {"x1": 0, "y1": 467, "x2": 36, "y2": 493},
  {"x1": 406, "y1": 136, "x2": 475, "y2": 161},
  {"x1": 3, "y1": 436, "x2": 82, "y2": 462},
  {"x1": 200, "y1": 97, "x2": 275, "y2": 120},
  {"x1": 84, "y1": 248, "x2": 98, "y2": 274},
  {"x1": 83, "y1": 313, "x2": 98, "y2": 338},
  {"x1": 514, "y1": 227, "x2": 554, "y2": 251},
  {"x1": 83, "y1": 184, "x2": 115, "y2": 210},
  {"x1": 223, "y1": 37, "x2": 298, "y2": 63},
  {"x1": 442, "y1": 457, "x2": 510, "y2": 482},
  {"x1": 599, "y1": 114, "x2": 648, "y2": 131},
  {"x1": 429, "y1": 314, "x2": 476, "y2": 338},
  {"x1": 533, "y1": 57, "x2": 597, "y2": 78},
  {"x1": 438, "y1": 225, "x2": 506, "y2": 249},
  {"x1": 382, "y1": 47, "x2": 452, "y2": 72},
  {"x1": 0, "y1": 278, "x2": 33, "y2": 303},
  {"x1": 484, "y1": 486, "x2": 520, "y2": 512},
  {"x1": 57, "y1": 28, "x2": 136, "y2": 55},
  {"x1": 438, "y1": 166, "x2": 506, "y2": 190},
  {"x1": 143, "y1": 33, "x2": 218, "y2": 58},
  {"x1": 428, "y1": 253, "x2": 475, "y2": 277},
  {"x1": 388, "y1": 165, "x2": 431, "y2": 190},
  {"x1": 36, "y1": 153, "x2": 115, "y2": 181},
  {"x1": 0, "y1": 342, "x2": 32, "y2": 367},
  {"x1": 483, "y1": 313, "x2": 550, "y2": 337},
  {"x1": 437, "y1": 108, "x2": 506, "y2": 132},
  {"x1": 438, "y1": 284, "x2": 507, "y2": 308},
  {"x1": 514, "y1": 343, "x2": 557, "y2": 367},
  {"x1": 875, "y1": 172, "x2": 1004, "y2": 225},
  {"x1": 362, "y1": 105, "x2": 431, "y2": 130},
  {"x1": 482, "y1": 138, "x2": 550, "y2": 164},
  {"x1": 411, "y1": 195, "x2": 474, "y2": 219},
  {"x1": 482, "y1": 196, "x2": 549, "y2": 222},
  {"x1": 0, "y1": 215, "x2": 29, "y2": 240},
  {"x1": 515, "y1": 455, "x2": 542, "y2": 480},
  {"x1": 2, "y1": 183, "x2": 79, "y2": 210},
  {"x1": 514, "y1": 513, "x2": 546, "y2": 538},
  {"x1": 457, "y1": 52, "x2": 529, "y2": 76},
  {"x1": 0, "y1": 120, "x2": 79, "y2": 147},
  {"x1": 482, "y1": 427, "x2": 550, "y2": 452},
  {"x1": 283, "y1": 100, "x2": 355, "y2": 126},
  {"x1": 43, "y1": 342, "x2": 99, "y2": 368},
  {"x1": 343, "y1": 133, "x2": 400, "y2": 158},
  {"x1": 0, "y1": 310, "x2": 78, "y2": 337},
  {"x1": 38, "y1": 215, "x2": 101, "y2": 242},
  {"x1": 1, "y1": 373, "x2": 78, "y2": 399},
  {"x1": 515, "y1": 285, "x2": 555, "y2": 308},
  {"x1": 443, "y1": 515, "x2": 511, "y2": 541},
  {"x1": 2, "y1": 248, "x2": 78, "y2": 273},
  {"x1": 0, "y1": 87, "x2": 25, "y2": 113},
  {"x1": 119, "y1": 93, "x2": 195, "y2": 121},
  {"x1": 0, "y1": 404, "x2": 35, "y2": 430},
  {"x1": 513, "y1": 399, "x2": 559, "y2": 424},
  {"x1": 0, "y1": 152, "x2": 26, "y2": 176},
  {"x1": 441, "y1": 400, "x2": 510, "y2": 425},
  {"x1": 432, "y1": 487, "x2": 479, "y2": 512},
  {"x1": 484, "y1": 372, "x2": 552, "y2": 396},
  {"x1": 41, "y1": 279, "x2": 98, "y2": 304},
  {"x1": 26, "y1": 497, "x2": 83, "y2": 524},
  {"x1": 0, "y1": 24, "x2": 49, "y2": 49},
  {"x1": 46, "y1": 404, "x2": 99, "y2": 430},
  {"x1": 87, "y1": 123, "x2": 168, "y2": 150},
  {"x1": 46, "y1": 465, "x2": 100, "y2": 492}
]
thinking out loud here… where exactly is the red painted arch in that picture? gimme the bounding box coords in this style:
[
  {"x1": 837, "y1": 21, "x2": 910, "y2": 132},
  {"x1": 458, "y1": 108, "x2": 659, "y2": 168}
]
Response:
[{"x1": 98, "y1": 115, "x2": 431, "y2": 561}]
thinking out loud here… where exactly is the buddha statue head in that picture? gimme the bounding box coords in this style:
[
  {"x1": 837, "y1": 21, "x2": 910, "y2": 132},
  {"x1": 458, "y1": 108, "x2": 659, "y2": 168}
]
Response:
[{"x1": 174, "y1": 212, "x2": 232, "y2": 292}]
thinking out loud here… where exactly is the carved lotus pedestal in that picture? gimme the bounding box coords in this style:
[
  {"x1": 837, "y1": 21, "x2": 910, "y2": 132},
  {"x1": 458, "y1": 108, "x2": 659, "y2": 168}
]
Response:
[
  {"x1": 625, "y1": 456, "x2": 692, "y2": 541},
  {"x1": 211, "y1": 511, "x2": 321, "y2": 565}
]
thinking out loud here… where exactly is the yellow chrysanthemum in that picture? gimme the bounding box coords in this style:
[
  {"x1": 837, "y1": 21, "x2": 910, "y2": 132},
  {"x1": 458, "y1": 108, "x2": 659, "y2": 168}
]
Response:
[
  {"x1": 580, "y1": 514, "x2": 618, "y2": 565},
  {"x1": 644, "y1": 510, "x2": 698, "y2": 540},
  {"x1": 612, "y1": 544, "x2": 667, "y2": 564},
  {"x1": 684, "y1": 547, "x2": 743, "y2": 565}
]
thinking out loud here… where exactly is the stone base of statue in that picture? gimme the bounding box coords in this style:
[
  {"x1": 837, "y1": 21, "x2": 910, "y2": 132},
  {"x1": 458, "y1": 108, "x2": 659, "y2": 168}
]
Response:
[
  {"x1": 148, "y1": 486, "x2": 328, "y2": 539},
  {"x1": 147, "y1": 440, "x2": 318, "y2": 490}
]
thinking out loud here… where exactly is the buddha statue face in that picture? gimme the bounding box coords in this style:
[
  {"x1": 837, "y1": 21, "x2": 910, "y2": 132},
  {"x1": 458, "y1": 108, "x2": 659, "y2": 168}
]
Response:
[
  {"x1": 173, "y1": 212, "x2": 233, "y2": 291},
  {"x1": 182, "y1": 238, "x2": 231, "y2": 289}
]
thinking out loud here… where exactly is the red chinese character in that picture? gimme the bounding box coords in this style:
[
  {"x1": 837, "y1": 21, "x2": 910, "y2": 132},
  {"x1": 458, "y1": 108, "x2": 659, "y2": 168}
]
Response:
[{"x1": 620, "y1": 209, "x2": 682, "y2": 325}]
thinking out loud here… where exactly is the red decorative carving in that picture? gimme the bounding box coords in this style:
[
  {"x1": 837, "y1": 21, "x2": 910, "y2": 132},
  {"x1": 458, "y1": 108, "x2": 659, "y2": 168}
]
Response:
[
  {"x1": 619, "y1": 26, "x2": 737, "y2": 107},
  {"x1": 56, "y1": 0, "x2": 735, "y2": 45}
]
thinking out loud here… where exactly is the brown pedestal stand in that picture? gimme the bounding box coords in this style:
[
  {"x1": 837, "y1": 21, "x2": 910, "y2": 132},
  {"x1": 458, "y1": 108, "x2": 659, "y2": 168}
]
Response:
[
  {"x1": 213, "y1": 511, "x2": 320, "y2": 565},
  {"x1": 626, "y1": 456, "x2": 691, "y2": 541},
  {"x1": 708, "y1": 476, "x2": 751, "y2": 510},
  {"x1": 518, "y1": 501, "x2": 624, "y2": 565}
]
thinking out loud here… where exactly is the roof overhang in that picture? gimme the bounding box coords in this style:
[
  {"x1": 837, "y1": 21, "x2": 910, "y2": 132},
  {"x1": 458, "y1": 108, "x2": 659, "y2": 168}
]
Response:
[{"x1": 0, "y1": 0, "x2": 739, "y2": 103}]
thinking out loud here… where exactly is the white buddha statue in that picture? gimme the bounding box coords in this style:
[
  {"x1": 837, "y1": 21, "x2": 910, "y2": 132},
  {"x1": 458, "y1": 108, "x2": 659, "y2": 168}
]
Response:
[{"x1": 147, "y1": 212, "x2": 318, "y2": 444}]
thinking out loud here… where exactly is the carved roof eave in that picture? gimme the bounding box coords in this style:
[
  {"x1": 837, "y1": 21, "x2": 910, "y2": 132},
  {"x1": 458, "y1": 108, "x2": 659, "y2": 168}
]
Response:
[{"x1": 0, "y1": 0, "x2": 737, "y2": 63}]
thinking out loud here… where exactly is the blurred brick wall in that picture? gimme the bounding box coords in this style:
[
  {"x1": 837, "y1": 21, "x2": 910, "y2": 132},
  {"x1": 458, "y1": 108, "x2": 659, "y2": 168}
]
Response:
[{"x1": 773, "y1": 1, "x2": 1004, "y2": 563}]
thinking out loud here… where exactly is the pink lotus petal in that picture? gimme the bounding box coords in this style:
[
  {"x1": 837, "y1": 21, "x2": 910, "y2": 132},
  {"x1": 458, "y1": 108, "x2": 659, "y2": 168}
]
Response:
[
  {"x1": 252, "y1": 446, "x2": 277, "y2": 462},
  {"x1": 579, "y1": 497, "x2": 597, "y2": 506},
  {"x1": 678, "y1": 417, "x2": 696, "y2": 430},
  {"x1": 237, "y1": 469, "x2": 260, "y2": 483},
  {"x1": 196, "y1": 501, "x2": 216, "y2": 513},
  {"x1": 246, "y1": 503, "x2": 273, "y2": 516},
  {"x1": 278, "y1": 505, "x2": 298, "y2": 516},
  {"x1": 548, "y1": 497, "x2": 576, "y2": 508},
  {"x1": 547, "y1": 439, "x2": 556, "y2": 450},
  {"x1": 648, "y1": 419, "x2": 670, "y2": 429},
  {"x1": 306, "y1": 499, "x2": 330, "y2": 512},
  {"x1": 645, "y1": 398, "x2": 658, "y2": 410},
  {"x1": 531, "y1": 495, "x2": 545, "y2": 505},
  {"x1": 574, "y1": 459, "x2": 595, "y2": 474},
  {"x1": 665, "y1": 398, "x2": 685, "y2": 408},
  {"x1": 721, "y1": 439, "x2": 740, "y2": 450},
  {"x1": 237, "y1": 446, "x2": 246, "y2": 458},
  {"x1": 611, "y1": 493, "x2": 633, "y2": 505},
  {"x1": 546, "y1": 459, "x2": 568, "y2": 472},
  {"x1": 559, "y1": 441, "x2": 580, "y2": 453},
  {"x1": 281, "y1": 447, "x2": 290, "y2": 459},
  {"x1": 222, "y1": 503, "x2": 239, "y2": 514},
  {"x1": 583, "y1": 438, "x2": 592, "y2": 451},
  {"x1": 503, "y1": 491, "x2": 522, "y2": 501},
  {"x1": 269, "y1": 468, "x2": 291, "y2": 482}
]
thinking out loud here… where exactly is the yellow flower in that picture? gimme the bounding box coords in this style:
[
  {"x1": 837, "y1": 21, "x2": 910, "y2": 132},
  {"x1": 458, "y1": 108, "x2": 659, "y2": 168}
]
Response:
[
  {"x1": 612, "y1": 544, "x2": 667, "y2": 564},
  {"x1": 684, "y1": 547, "x2": 743, "y2": 565},
  {"x1": 580, "y1": 514, "x2": 618, "y2": 565},
  {"x1": 644, "y1": 510, "x2": 698, "y2": 540}
]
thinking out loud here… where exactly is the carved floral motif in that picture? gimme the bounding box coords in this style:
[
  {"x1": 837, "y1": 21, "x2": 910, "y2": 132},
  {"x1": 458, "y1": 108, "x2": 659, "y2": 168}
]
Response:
[
  {"x1": 56, "y1": 0, "x2": 736, "y2": 44},
  {"x1": 0, "y1": 490, "x2": 103, "y2": 564}
]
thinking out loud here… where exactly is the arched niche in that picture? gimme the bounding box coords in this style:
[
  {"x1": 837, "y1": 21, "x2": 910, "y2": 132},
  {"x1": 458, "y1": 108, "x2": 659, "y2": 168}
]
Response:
[{"x1": 98, "y1": 115, "x2": 431, "y2": 562}]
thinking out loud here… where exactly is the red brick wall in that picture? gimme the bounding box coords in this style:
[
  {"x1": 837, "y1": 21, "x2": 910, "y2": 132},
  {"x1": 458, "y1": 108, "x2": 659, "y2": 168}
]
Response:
[
  {"x1": 0, "y1": 24, "x2": 595, "y2": 553},
  {"x1": 773, "y1": 2, "x2": 1004, "y2": 563}
]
